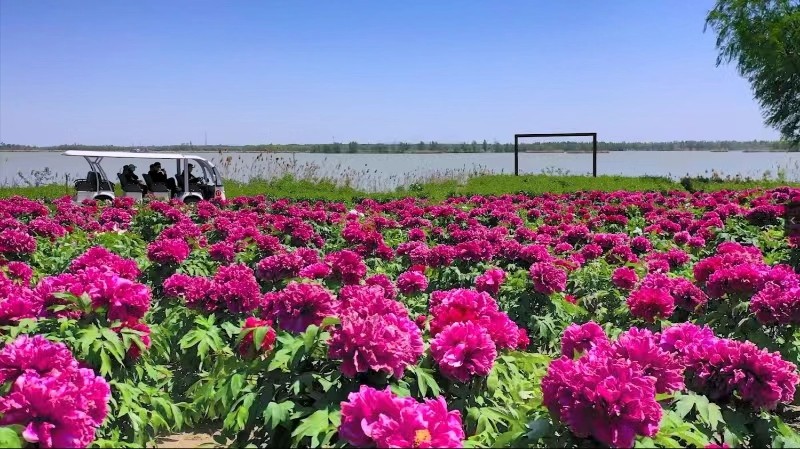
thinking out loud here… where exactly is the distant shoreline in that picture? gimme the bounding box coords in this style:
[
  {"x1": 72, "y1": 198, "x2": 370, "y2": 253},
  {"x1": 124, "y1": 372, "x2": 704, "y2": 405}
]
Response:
[{"x1": 0, "y1": 148, "x2": 795, "y2": 154}]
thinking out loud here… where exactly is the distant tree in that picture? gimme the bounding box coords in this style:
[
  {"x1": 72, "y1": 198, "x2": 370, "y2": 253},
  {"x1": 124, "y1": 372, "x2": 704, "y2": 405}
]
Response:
[{"x1": 706, "y1": 0, "x2": 800, "y2": 145}]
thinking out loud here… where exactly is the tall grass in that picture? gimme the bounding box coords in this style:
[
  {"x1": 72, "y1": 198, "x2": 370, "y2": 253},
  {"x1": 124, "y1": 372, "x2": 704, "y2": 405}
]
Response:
[{"x1": 3, "y1": 173, "x2": 798, "y2": 203}]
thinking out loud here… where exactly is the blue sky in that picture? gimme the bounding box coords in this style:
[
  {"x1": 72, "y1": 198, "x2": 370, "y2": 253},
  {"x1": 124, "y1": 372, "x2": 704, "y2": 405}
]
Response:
[{"x1": 0, "y1": 1, "x2": 779, "y2": 146}]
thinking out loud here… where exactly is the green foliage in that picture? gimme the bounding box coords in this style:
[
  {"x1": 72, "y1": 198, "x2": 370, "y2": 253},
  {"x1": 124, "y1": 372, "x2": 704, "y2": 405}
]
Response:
[{"x1": 706, "y1": 0, "x2": 800, "y2": 145}]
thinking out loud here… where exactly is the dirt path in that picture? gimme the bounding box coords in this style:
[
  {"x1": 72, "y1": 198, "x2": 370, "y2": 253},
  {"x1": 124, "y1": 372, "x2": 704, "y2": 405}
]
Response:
[{"x1": 154, "y1": 431, "x2": 218, "y2": 448}]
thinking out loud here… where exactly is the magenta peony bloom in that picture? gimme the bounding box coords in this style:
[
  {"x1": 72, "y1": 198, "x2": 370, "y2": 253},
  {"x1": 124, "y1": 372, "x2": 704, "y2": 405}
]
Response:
[
  {"x1": 1, "y1": 374, "x2": 96, "y2": 448},
  {"x1": 298, "y1": 262, "x2": 332, "y2": 279},
  {"x1": 365, "y1": 274, "x2": 398, "y2": 300},
  {"x1": 0, "y1": 228, "x2": 37, "y2": 256},
  {"x1": 325, "y1": 250, "x2": 367, "y2": 284},
  {"x1": 69, "y1": 246, "x2": 141, "y2": 280},
  {"x1": 238, "y1": 317, "x2": 277, "y2": 358},
  {"x1": 0, "y1": 335, "x2": 111, "y2": 448},
  {"x1": 0, "y1": 335, "x2": 78, "y2": 385},
  {"x1": 529, "y1": 262, "x2": 567, "y2": 295},
  {"x1": 328, "y1": 311, "x2": 423, "y2": 379},
  {"x1": 670, "y1": 278, "x2": 709, "y2": 312},
  {"x1": 209, "y1": 242, "x2": 237, "y2": 263},
  {"x1": 397, "y1": 270, "x2": 429, "y2": 295},
  {"x1": 560, "y1": 321, "x2": 610, "y2": 359},
  {"x1": 338, "y1": 386, "x2": 419, "y2": 447},
  {"x1": 256, "y1": 252, "x2": 306, "y2": 282},
  {"x1": 264, "y1": 281, "x2": 337, "y2": 333},
  {"x1": 90, "y1": 272, "x2": 151, "y2": 323},
  {"x1": 146, "y1": 238, "x2": 191, "y2": 265},
  {"x1": 626, "y1": 287, "x2": 675, "y2": 322},
  {"x1": 0, "y1": 279, "x2": 44, "y2": 324},
  {"x1": 339, "y1": 386, "x2": 464, "y2": 448},
  {"x1": 705, "y1": 263, "x2": 766, "y2": 299},
  {"x1": 475, "y1": 268, "x2": 506, "y2": 296},
  {"x1": 209, "y1": 264, "x2": 261, "y2": 314},
  {"x1": 683, "y1": 337, "x2": 799, "y2": 410},
  {"x1": 542, "y1": 351, "x2": 662, "y2": 448},
  {"x1": 430, "y1": 322, "x2": 497, "y2": 383},
  {"x1": 612, "y1": 328, "x2": 684, "y2": 394},
  {"x1": 658, "y1": 322, "x2": 716, "y2": 362},
  {"x1": 371, "y1": 396, "x2": 465, "y2": 448},
  {"x1": 429, "y1": 288, "x2": 521, "y2": 350},
  {"x1": 162, "y1": 273, "x2": 215, "y2": 311},
  {"x1": 3, "y1": 261, "x2": 34, "y2": 286},
  {"x1": 611, "y1": 267, "x2": 639, "y2": 290},
  {"x1": 750, "y1": 283, "x2": 800, "y2": 325},
  {"x1": 338, "y1": 285, "x2": 408, "y2": 317}
]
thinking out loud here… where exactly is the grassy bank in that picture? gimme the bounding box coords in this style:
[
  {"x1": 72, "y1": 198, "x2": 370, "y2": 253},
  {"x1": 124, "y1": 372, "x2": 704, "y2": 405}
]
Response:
[{"x1": 2, "y1": 174, "x2": 800, "y2": 203}]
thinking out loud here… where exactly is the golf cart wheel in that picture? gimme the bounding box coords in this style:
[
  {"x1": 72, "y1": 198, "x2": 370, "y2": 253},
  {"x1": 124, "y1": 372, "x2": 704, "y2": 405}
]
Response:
[
  {"x1": 183, "y1": 195, "x2": 202, "y2": 205},
  {"x1": 94, "y1": 194, "x2": 114, "y2": 202}
]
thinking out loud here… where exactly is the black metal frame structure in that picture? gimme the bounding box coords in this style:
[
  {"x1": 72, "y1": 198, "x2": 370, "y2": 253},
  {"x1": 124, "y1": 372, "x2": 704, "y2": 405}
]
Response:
[{"x1": 514, "y1": 132, "x2": 598, "y2": 177}]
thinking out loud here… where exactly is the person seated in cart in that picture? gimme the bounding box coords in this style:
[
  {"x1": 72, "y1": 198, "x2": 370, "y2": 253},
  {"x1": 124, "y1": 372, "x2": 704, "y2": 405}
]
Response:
[
  {"x1": 122, "y1": 164, "x2": 148, "y2": 194},
  {"x1": 177, "y1": 163, "x2": 202, "y2": 185},
  {"x1": 148, "y1": 162, "x2": 169, "y2": 184}
]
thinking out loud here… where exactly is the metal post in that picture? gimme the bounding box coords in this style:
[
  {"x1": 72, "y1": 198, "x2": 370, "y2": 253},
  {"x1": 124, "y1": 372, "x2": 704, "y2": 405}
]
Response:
[
  {"x1": 514, "y1": 135, "x2": 519, "y2": 176},
  {"x1": 592, "y1": 134, "x2": 597, "y2": 177}
]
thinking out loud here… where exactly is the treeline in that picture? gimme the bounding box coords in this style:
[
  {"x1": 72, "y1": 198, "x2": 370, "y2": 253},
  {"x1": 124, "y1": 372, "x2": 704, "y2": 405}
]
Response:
[{"x1": 1, "y1": 140, "x2": 795, "y2": 153}]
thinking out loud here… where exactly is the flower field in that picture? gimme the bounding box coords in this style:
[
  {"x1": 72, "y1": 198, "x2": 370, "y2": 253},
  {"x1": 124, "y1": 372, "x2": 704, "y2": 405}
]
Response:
[{"x1": 0, "y1": 188, "x2": 799, "y2": 448}]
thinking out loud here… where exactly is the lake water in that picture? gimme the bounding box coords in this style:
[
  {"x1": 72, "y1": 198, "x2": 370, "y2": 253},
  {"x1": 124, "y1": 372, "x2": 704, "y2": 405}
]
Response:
[{"x1": 2, "y1": 150, "x2": 800, "y2": 191}]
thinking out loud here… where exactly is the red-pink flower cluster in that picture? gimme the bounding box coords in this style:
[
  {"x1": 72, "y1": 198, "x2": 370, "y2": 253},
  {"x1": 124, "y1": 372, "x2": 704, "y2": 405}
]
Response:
[
  {"x1": 474, "y1": 267, "x2": 506, "y2": 296},
  {"x1": 661, "y1": 323, "x2": 799, "y2": 410},
  {"x1": 328, "y1": 285, "x2": 422, "y2": 379},
  {"x1": 263, "y1": 281, "x2": 337, "y2": 332},
  {"x1": 0, "y1": 335, "x2": 111, "y2": 448},
  {"x1": 238, "y1": 317, "x2": 277, "y2": 359},
  {"x1": 339, "y1": 385, "x2": 464, "y2": 448}
]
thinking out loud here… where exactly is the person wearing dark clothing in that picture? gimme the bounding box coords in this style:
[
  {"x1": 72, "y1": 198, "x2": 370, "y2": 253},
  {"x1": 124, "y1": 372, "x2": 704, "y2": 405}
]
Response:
[
  {"x1": 122, "y1": 164, "x2": 148, "y2": 193},
  {"x1": 177, "y1": 163, "x2": 201, "y2": 185},
  {"x1": 148, "y1": 162, "x2": 168, "y2": 184}
]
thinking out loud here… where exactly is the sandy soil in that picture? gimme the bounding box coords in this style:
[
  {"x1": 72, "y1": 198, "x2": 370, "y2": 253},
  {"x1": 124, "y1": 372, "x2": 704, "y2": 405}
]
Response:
[{"x1": 154, "y1": 431, "x2": 218, "y2": 448}]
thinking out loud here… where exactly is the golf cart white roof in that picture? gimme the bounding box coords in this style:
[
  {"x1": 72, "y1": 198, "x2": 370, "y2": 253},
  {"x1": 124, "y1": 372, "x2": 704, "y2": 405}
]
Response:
[{"x1": 63, "y1": 150, "x2": 211, "y2": 162}]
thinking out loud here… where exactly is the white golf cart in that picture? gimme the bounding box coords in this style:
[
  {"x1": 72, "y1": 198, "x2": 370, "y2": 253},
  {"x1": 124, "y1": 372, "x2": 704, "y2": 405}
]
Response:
[{"x1": 63, "y1": 150, "x2": 226, "y2": 203}]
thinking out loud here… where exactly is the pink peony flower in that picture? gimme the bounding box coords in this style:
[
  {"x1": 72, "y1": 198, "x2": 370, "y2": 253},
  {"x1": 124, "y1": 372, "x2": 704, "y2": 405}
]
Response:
[
  {"x1": 238, "y1": 317, "x2": 277, "y2": 358},
  {"x1": 612, "y1": 328, "x2": 684, "y2": 394},
  {"x1": 209, "y1": 264, "x2": 261, "y2": 314},
  {"x1": 397, "y1": 270, "x2": 429, "y2": 295},
  {"x1": 683, "y1": 337, "x2": 799, "y2": 410},
  {"x1": 0, "y1": 335, "x2": 78, "y2": 385},
  {"x1": 264, "y1": 281, "x2": 337, "y2": 333},
  {"x1": 339, "y1": 386, "x2": 464, "y2": 448},
  {"x1": 542, "y1": 351, "x2": 662, "y2": 448},
  {"x1": 560, "y1": 321, "x2": 610, "y2": 359},
  {"x1": 328, "y1": 311, "x2": 423, "y2": 379},
  {"x1": 209, "y1": 242, "x2": 237, "y2": 263},
  {"x1": 474, "y1": 268, "x2": 506, "y2": 296},
  {"x1": 325, "y1": 250, "x2": 367, "y2": 284},
  {"x1": 162, "y1": 273, "x2": 216, "y2": 311},
  {"x1": 146, "y1": 238, "x2": 191, "y2": 265},
  {"x1": 0, "y1": 228, "x2": 37, "y2": 256},
  {"x1": 430, "y1": 322, "x2": 497, "y2": 383},
  {"x1": 91, "y1": 272, "x2": 152, "y2": 323},
  {"x1": 69, "y1": 246, "x2": 141, "y2": 280},
  {"x1": 626, "y1": 287, "x2": 675, "y2": 322},
  {"x1": 256, "y1": 252, "x2": 306, "y2": 282},
  {"x1": 611, "y1": 267, "x2": 639, "y2": 290},
  {"x1": 338, "y1": 285, "x2": 408, "y2": 317},
  {"x1": 365, "y1": 274, "x2": 398, "y2": 300},
  {"x1": 528, "y1": 262, "x2": 567, "y2": 295},
  {"x1": 750, "y1": 283, "x2": 800, "y2": 325},
  {"x1": 298, "y1": 262, "x2": 332, "y2": 279}
]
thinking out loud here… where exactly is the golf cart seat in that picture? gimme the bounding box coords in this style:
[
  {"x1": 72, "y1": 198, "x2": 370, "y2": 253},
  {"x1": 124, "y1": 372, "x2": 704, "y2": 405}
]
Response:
[
  {"x1": 75, "y1": 171, "x2": 113, "y2": 192},
  {"x1": 117, "y1": 173, "x2": 142, "y2": 193},
  {"x1": 142, "y1": 173, "x2": 171, "y2": 200}
]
